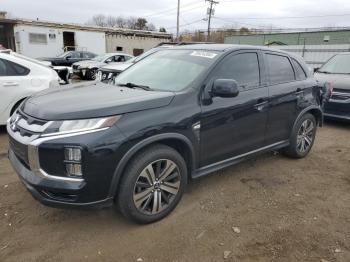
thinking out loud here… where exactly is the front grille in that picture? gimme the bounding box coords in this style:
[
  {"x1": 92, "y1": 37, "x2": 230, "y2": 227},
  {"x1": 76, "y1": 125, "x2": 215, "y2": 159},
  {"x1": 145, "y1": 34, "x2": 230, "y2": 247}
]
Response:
[
  {"x1": 8, "y1": 110, "x2": 50, "y2": 167},
  {"x1": 331, "y1": 88, "x2": 350, "y2": 101},
  {"x1": 9, "y1": 136, "x2": 29, "y2": 167},
  {"x1": 100, "y1": 70, "x2": 121, "y2": 83}
]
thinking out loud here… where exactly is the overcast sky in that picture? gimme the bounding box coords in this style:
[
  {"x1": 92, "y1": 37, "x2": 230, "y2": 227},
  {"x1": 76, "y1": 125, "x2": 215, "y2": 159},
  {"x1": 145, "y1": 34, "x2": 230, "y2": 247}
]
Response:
[{"x1": 2, "y1": 0, "x2": 350, "y2": 33}]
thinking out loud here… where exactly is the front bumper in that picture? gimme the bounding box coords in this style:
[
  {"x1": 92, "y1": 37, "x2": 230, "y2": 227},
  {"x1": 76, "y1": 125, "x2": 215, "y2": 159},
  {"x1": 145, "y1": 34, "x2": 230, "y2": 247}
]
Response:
[
  {"x1": 324, "y1": 97, "x2": 350, "y2": 121},
  {"x1": 7, "y1": 111, "x2": 128, "y2": 208},
  {"x1": 8, "y1": 149, "x2": 113, "y2": 208}
]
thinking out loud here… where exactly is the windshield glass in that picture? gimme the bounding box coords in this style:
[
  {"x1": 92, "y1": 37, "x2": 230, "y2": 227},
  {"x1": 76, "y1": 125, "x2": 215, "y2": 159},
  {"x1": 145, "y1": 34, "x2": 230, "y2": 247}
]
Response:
[
  {"x1": 57, "y1": 52, "x2": 71, "y2": 58},
  {"x1": 319, "y1": 54, "x2": 350, "y2": 74},
  {"x1": 115, "y1": 49, "x2": 220, "y2": 91},
  {"x1": 92, "y1": 54, "x2": 109, "y2": 62}
]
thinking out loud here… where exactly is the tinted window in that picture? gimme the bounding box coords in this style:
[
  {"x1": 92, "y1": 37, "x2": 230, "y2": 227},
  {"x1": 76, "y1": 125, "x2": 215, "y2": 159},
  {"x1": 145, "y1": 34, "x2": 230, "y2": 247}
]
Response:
[
  {"x1": 266, "y1": 54, "x2": 295, "y2": 84},
  {"x1": 83, "y1": 52, "x2": 95, "y2": 59},
  {"x1": 0, "y1": 58, "x2": 30, "y2": 76},
  {"x1": 319, "y1": 54, "x2": 350, "y2": 74},
  {"x1": 68, "y1": 52, "x2": 80, "y2": 59},
  {"x1": 212, "y1": 53, "x2": 260, "y2": 90},
  {"x1": 292, "y1": 59, "x2": 306, "y2": 80}
]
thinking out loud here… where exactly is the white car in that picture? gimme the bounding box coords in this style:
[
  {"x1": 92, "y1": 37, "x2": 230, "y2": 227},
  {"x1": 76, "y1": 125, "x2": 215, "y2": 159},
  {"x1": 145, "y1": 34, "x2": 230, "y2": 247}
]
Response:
[{"x1": 0, "y1": 50, "x2": 60, "y2": 125}]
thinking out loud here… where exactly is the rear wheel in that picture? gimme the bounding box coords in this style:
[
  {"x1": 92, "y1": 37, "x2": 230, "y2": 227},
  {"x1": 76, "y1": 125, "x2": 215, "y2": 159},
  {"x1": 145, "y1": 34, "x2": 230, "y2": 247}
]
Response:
[
  {"x1": 283, "y1": 113, "x2": 317, "y2": 158},
  {"x1": 117, "y1": 144, "x2": 187, "y2": 224}
]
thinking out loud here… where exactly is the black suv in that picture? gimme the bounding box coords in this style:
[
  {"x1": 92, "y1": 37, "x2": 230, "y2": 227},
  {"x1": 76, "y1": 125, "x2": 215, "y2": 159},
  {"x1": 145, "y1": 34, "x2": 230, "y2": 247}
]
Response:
[{"x1": 8, "y1": 45, "x2": 324, "y2": 223}]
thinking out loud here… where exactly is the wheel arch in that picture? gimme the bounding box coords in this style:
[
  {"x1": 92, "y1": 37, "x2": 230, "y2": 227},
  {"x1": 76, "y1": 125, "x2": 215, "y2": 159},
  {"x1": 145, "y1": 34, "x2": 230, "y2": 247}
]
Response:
[
  {"x1": 10, "y1": 97, "x2": 27, "y2": 116},
  {"x1": 108, "y1": 133, "x2": 196, "y2": 198},
  {"x1": 291, "y1": 106, "x2": 323, "y2": 135}
]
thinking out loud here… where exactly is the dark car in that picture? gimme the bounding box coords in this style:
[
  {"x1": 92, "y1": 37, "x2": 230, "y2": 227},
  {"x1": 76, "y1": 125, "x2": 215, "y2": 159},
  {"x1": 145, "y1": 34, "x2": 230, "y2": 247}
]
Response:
[
  {"x1": 315, "y1": 53, "x2": 350, "y2": 121},
  {"x1": 39, "y1": 51, "x2": 97, "y2": 67},
  {"x1": 8, "y1": 45, "x2": 324, "y2": 224}
]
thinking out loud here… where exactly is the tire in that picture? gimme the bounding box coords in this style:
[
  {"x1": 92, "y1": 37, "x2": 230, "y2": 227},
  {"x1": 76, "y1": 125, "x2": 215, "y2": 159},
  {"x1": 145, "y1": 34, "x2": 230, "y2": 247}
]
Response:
[
  {"x1": 283, "y1": 113, "x2": 317, "y2": 158},
  {"x1": 117, "y1": 144, "x2": 187, "y2": 224}
]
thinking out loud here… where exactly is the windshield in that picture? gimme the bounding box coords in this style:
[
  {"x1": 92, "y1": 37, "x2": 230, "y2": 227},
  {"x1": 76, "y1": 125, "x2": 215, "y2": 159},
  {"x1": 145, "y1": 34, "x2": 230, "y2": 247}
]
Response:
[
  {"x1": 57, "y1": 52, "x2": 71, "y2": 58},
  {"x1": 115, "y1": 49, "x2": 220, "y2": 91},
  {"x1": 92, "y1": 54, "x2": 109, "y2": 62},
  {"x1": 319, "y1": 54, "x2": 350, "y2": 74}
]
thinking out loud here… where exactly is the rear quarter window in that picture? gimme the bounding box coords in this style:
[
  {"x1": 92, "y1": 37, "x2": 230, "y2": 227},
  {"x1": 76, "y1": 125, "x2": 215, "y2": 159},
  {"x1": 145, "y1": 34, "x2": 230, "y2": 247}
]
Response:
[
  {"x1": 0, "y1": 58, "x2": 30, "y2": 76},
  {"x1": 291, "y1": 59, "x2": 307, "y2": 80},
  {"x1": 266, "y1": 54, "x2": 295, "y2": 85}
]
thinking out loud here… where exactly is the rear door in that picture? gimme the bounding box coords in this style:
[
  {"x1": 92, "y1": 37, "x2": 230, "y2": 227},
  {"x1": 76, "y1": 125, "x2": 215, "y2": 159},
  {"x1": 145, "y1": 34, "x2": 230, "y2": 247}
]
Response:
[
  {"x1": 0, "y1": 57, "x2": 30, "y2": 119},
  {"x1": 200, "y1": 51, "x2": 269, "y2": 166},
  {"x1": 263, "y1": 52, "x2": 302, "y2": 144}
]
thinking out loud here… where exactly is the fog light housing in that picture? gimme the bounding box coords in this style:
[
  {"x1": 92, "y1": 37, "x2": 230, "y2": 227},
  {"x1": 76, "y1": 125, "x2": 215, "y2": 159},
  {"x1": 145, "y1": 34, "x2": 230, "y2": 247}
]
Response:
[
  {"x1": 65, "y1": 148, "x2": 82, "y2": 161},
  {"x1": 66, "y1": 163, "x2": 82, "y2": 177},
  {"x1": 64, "y1": 147, "x2": 82, "y2": 177}
]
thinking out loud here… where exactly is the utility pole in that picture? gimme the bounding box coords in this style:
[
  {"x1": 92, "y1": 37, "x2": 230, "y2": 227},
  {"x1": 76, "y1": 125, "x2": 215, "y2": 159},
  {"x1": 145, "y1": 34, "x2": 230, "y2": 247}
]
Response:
[
  {"x1": 206, "y1": 0, "x2": 218, "y2": 41},
  {"x1": 176, "y1": 0, "x2": 180, "y2": 40}
]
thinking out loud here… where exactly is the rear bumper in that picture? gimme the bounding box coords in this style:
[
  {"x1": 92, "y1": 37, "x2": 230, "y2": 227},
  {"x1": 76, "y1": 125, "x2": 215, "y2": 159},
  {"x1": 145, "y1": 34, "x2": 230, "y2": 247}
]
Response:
[{"x1": 8, "y1": 149, "x2": 114, "y2": 208}]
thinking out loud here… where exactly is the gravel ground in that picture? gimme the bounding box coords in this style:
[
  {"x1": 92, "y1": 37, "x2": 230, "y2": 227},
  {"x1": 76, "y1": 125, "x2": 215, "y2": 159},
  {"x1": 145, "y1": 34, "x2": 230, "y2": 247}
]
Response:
[{"x1": 0, "y1": 121, "x2": 349, "y2": 262}]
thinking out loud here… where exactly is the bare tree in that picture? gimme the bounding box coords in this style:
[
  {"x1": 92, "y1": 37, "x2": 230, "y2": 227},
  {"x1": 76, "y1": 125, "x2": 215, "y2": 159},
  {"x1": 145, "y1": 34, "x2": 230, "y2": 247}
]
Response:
[{"x1": 89, "y1": 14, "x2": 107, "y2": 27}]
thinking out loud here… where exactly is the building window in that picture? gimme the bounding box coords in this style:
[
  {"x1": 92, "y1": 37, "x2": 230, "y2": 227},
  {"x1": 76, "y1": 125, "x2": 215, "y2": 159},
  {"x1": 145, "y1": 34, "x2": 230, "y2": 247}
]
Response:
[
  {"x1": 133, "y1": 48, "x2": 144, "y2": 56},
  {"x1": 116, "y1": 46, "x2": 123, "y2": 51},
  {"x1": 29, "y1": 33, "x2": 47, "y2": 44},
  {"x1": 49, "y1": 33, "x2": 56, "y2": 40}
]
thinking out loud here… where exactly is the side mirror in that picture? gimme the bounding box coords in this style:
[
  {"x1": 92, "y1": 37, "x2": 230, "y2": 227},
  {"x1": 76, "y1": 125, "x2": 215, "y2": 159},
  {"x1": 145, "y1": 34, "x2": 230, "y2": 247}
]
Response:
[
  {"x1": 66, "y1": 56, "x2": 71, "y2": 60},
  {"x1": 211, "y1": 79, "x2": 239, "y2": 98},
  {"x1": 314, "y1": 67, "x2": 319, "y2": 73}
]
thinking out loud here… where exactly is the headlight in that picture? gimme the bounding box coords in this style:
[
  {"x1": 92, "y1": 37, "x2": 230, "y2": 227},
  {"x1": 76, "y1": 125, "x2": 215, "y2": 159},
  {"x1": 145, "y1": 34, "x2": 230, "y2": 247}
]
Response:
[{"x1": 42, "y1": 115, "x2": 121, "y2": 137}]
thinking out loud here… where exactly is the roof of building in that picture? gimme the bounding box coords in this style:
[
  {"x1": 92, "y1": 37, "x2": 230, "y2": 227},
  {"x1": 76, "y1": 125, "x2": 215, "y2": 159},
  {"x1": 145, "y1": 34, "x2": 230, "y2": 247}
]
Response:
[{"x1": 0, "y1": 18, "x2": 172, "y2": 38}]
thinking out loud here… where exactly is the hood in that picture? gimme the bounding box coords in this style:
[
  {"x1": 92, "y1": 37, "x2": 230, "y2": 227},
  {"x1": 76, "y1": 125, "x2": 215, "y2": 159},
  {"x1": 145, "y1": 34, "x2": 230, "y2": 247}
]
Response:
[
  {"x1": 22, "y1": 82, "x2": 175, "y2": 120},
  {"x1": 73, "y1": 60, "x2": 105, "y2": 68},
  {"x1": 315, "y1": 72, "x2": 350, "y2": 91},
  {"x1": 101, "y1": 62, "x2": 133, "y2": 71}
]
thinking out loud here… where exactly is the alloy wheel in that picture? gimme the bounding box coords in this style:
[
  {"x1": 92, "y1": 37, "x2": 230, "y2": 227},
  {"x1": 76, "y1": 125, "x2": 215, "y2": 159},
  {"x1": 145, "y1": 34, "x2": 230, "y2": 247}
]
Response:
[
  {"x1": 297, "y1": 119, "x2": 315, "y2": 153},
  {"x1": 133, "y1": 159, "x2": 181, "y2": 215}
]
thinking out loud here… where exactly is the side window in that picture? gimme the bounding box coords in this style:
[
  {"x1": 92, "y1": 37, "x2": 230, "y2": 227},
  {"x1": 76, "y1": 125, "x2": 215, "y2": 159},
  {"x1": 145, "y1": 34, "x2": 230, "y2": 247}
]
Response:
[
  {"x1": 116, "y1": 56, "x2": 126, "y2": 62},
  {"x1": 291, "y1": 58, "x2": 307, "y2": 80},
  {"x1": 85, "y1": 52, "x2": 95, "y2": 59},
  {"x1": 68, "y1": 52, "x2": 80, "y2": 59},
  {"x1": 0, "y1": 58, "x2": 30, "y2": 76},
  {"x1": 266, "y1": 54, "x2": 295, "y2": 84},
  {"x1": 212, "y1": 52, "x2": 260, "y2": 90}
]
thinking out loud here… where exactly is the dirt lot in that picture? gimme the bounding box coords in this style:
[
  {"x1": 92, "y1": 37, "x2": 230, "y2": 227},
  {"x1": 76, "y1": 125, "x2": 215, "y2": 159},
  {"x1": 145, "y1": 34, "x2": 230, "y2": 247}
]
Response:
[{"x1": 0, "y1": 122, "x2": 349, "y2": 262}]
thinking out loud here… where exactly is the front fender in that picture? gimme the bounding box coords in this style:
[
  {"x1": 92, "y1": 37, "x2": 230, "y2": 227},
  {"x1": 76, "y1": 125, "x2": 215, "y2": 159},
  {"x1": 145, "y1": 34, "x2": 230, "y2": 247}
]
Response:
[{"x1": 107, "y1": 132, "x2": 196, "y2": 198}]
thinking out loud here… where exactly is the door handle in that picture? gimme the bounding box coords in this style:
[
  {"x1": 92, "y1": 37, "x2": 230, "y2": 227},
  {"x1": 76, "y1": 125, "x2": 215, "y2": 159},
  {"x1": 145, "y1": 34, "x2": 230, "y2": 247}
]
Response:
[
  {"x1": 3, "y1": 82, "x2": 19, "y2": 87},
  {"x1": 254, "y1": 100, "x2": 268, "y2": 111},
  {"x1": 295, "y1": 88, "x2": 304, "y2": 95}
]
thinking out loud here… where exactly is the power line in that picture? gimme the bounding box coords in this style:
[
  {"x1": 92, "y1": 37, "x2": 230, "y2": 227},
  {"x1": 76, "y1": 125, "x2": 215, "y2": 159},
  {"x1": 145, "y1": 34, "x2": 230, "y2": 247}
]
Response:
[{"x1": 143, "y1": 1, "x2": 203, "y2": 18}]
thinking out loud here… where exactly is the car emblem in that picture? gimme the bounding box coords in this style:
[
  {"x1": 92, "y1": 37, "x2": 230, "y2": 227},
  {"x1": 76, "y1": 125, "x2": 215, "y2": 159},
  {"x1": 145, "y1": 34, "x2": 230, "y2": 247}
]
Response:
[{"x1": 11, "y1": 115, "x2": 20, "y2": 131}]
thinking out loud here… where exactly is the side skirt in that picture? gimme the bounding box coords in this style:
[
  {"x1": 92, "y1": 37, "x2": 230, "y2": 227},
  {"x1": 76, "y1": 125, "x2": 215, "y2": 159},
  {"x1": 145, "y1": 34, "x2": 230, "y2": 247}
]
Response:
[{"x1": 192, "y1": 140, "x2": 289, "y2": 179}]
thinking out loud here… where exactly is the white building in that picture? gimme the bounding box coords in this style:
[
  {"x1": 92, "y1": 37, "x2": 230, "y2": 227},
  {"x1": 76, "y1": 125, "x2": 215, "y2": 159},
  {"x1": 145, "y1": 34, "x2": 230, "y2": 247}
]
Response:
[{"x1": 0, "y1": 17, "x2": 172, "y2": 58}]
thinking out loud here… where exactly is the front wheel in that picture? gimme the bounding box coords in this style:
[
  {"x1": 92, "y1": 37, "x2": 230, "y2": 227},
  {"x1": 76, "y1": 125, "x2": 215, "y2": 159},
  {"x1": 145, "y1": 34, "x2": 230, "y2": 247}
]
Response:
[
  {"x1": 283, "y1": 113, "x2": 317, "y2": 158},
  {"x1": 117, "y1": 144, "x2": 187, "y2": 224}
]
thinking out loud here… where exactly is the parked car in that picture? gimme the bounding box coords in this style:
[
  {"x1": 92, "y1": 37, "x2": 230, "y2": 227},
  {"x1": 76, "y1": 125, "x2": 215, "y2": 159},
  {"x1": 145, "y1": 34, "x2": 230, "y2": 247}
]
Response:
[
  {"x1": 38, "y1": 51, "x2": 97, "y2": 67},
  {"x1": 0, "y1": 50, "x2": 60, "y2": 125},
  {"x1": 8, "y1": 45, "x2": 325, "y2": 224},
  {"x1": 97, "y1": 42, "x2": 206, "y2": 83},
  {"x1": 315, "y1": 53, "x2": 350, "y2": 121},
  {"x1": 97, "y1": 48, "x2": 163, "y2": 83},
  {"x1": 73, "y1": 53, "x2": 133, "y2": 80}
]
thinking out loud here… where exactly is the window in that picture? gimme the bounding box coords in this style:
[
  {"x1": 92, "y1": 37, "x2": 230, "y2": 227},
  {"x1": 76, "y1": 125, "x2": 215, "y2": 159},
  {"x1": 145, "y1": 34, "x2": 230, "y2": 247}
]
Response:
[
  {"x1": 212, "y1": 53, "x2": 260, "y2": 90},
  {"x1": 292, "y1": 59, "x2": 306, "y2": 80},
  {"x1": 116, "y1": 46, "x2": 123, "y2": 51},
  {"x1": 82, "y1": 52, "x2": 95, "y2": 59},
  {"x1": 0, "y1": 58, "x2": 30, "y2": 76},
  {"x1": 266, "y1": 54, "x2": 295, "y2": 85},
  {"x1": 29, "y1": 33, "x2": 47, "y2": 44},
  {"x1": 68, "y1": 52, "x2": 81, "y2": 59},
  {"x1": 133, "y1": 48, "x2": 144, "y2": 56},
  {"x1": 115, "y1": 55, "x2": 126, "y2": 62}
]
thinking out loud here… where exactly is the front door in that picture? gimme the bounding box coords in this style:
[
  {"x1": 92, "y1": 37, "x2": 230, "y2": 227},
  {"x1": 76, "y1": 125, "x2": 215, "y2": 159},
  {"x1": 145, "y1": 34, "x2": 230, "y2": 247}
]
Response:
[{"x1": 200, "y1": 51, "x2": 269, "y2": 167}]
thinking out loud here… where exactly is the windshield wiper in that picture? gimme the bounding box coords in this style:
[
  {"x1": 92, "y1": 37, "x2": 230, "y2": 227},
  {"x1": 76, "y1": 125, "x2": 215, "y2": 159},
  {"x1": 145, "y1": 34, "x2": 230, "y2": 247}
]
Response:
[
  {"x1": 117, "y1": 82, "x2": 152, "y2": 91},
  {"x1": 317, "y1": 70, "x2": 331, "y2": 74}
]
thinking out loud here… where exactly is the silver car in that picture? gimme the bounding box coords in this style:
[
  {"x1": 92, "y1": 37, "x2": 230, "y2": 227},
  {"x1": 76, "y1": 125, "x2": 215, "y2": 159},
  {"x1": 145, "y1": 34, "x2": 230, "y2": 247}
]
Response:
[{"x1": 72, "y1": 53, "x2": 134, "y2": 80}]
